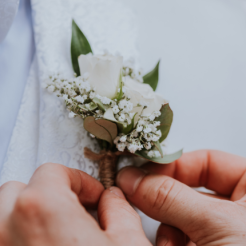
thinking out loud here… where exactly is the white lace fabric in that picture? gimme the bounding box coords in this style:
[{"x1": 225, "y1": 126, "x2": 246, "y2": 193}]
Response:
[
  {"x1": 0, "y1": 0, "x2": 19, "y2": 42},
  {"x1": 0, "y1": 0, "x2": 138, "y2": 184}
]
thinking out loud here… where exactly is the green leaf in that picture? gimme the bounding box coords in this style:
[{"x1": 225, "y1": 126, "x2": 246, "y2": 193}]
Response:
[
  {"x1": 153, "y1": 141, "x2": 164, "y2": 158},
  {"x1": 71, "y1": 19, "x2": 93, "y2": 76},
  {"x1": 84, "y1": 116, "x2": 118, "y2": 146},
  {"x1": 143, "y1": 60, "x2": 160, "y2": 91},
  {"x1": 135, "y1": 149, "x2": 183, "y2": 164},
  {"x1": 156, "y1": 103, "x2": 173, "y2": 143},
  {"x1": 115, "y1": 72, "x2": 123, "y2": 101},
  {"x1": 93, "y1": 98, "x2": 109, "y2": 112}
]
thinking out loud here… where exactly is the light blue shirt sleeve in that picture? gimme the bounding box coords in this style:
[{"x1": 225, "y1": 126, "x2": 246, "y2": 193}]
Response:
[{"x1": 0, "y1": 0, "x2": 35, "y2": 166}]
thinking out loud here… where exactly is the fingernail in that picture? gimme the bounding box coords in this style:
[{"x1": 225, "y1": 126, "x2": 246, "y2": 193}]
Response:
[
  {"x1": 116, "y1": 167, "x2": 147, "y2": 196},
  {"x1": 109, "y1": 187, "x2": 125, "y2": 199},
  {"x1": 156, "y1": 236, "x2": 169, "y2": 246}
]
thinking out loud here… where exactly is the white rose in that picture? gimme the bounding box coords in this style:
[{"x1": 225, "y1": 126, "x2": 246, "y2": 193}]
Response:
[
  {"x1": 124, "y1": 77, "x2": 167, "y2": 116},
  {"x1": 78, "y1": 53, "x2": 123, "y2": 99}
]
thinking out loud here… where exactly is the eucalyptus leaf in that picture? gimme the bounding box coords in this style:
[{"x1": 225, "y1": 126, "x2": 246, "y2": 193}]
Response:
[
  {"x1": 135, "y1": 149, "x2": 183, "y2": 164},
  {"x1": 143, "y1": 60, "x2": 160, "y2": 91},
  {"x1": 96, "y1": 119, "x2": 118, "y2": 142},
  {"x1": 156, "y1": 103, "x2": 173, "y2": 143},
  {"x1": 71, "y1": 19, "x2": 93, "y2": 76},
  {"x1": 84, "y1": 116, "x2": 117, "y2": 146}
]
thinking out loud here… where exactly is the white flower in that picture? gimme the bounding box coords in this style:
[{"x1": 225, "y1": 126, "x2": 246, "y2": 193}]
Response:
[
  {"x1": 78, "y1": 53, "x2": 123, "y2": 99},
  {"x1": 97, "y1": 96, "x2": 111, "y2": 105},
  {"x1": 126, "y1": 116, "x2": 131, "y2": 125},
  {"x1": 154, "y1": 111, "x2": 161, "y2": 117},
  {"x1": 48, "y1": 85, "x2": 55, "y2": 93},
  {"x1": 154, "y1": 151, "x2": 161, "y2": 158},
  {"x1": 149, "y1": 124, "x2": 157, "y2": 132},
  {"x1": 76, "y1": 95, "x2": 84, "y2": 103},
  {"x1": 156, "y1": 130, "x2": 161, "y2": 136},
  {"x1": 128, "y1": 143, "x2": 139, "y2": 153},
  {"x1": 131, "y1": 130, "x2": 139, "y2": 138},
  {"x1": 68, "y1": 111, "x2": 76, "y2": 118},
  {"x1": 117, "y1": 143, "x2": 126, "y2": 152},
  {"x1": 151, "y1": 135, "x2": 160, "y2": 142},
  {"x1": 66, "y1": 99, "x2": 72, "y2": 104},
  {"x1": 120, "y1": 135, "x2": 127, "y2": 142},
  {"x1": 96, "y1": 109, "x2": 103, "y2": 114},
  {"x1": 110, "y1": 100, "x2": 117, "y2": 107},
  {"x1": 154, "y1": 121, "x2": 161, "y2": 127},
  {"x1": 89, "y1": 91, "x2": 96, "y2": 99},
  {"x1": 144, "y1": 126, "x2": 152, "y2": 134},
  {"x1": 149, "y1": 114, "x2": 155, "y2": 121},
  {"x1": 144, "y1": 133, "x2": 152, "y2": 142},
  {"x1": 124, "y1": 77, "x2": 167, "y2": 116},
  {"x1": 138, "y1": 119, "x2": 145, "y2": 126},
  {"x1": 119, "y1": 99, "x2": 127, "y2": 110},
  {"x1": 82, "y1": 94, "x2": 88, "y2": 100},
  {"x1": 136, "y1": 125, "x2": 143, "y2": 132},
  {"x1": 144, "y1": 142, "x2": 152, "y2": 150},
  {"x1": 118, "y1": 114, "x2": 125, "y2": 122},
  {"x1": 126, "y1": 101, "x2": 133, "y2": 112},
  {"x1": 112, "y1": 105, "x2": 120, "y2": 114},
  {"x1": 63, "y1": 94, "x2": 68, "y2": 100},
  {"x1": 147, "y1": 151, "x2": 154, "y2": 158},
  {"x1": 114, "y1": 136, "x2": 121, "y2": 145},
  {"x1": 82, "y1": 72, "x2": 89, "y2": 80}
]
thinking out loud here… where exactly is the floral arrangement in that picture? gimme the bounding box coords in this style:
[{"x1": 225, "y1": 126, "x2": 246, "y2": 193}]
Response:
[{"x1": 46, "y1": 20, "x2": 182, "y2": 188}]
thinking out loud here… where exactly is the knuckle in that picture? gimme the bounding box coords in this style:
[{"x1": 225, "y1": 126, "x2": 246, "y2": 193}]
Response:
[
  {"x1": 14, "y1": 189, "x2": 46, "y2": 218},
  {"x1": 0, "y1": 181, "x2": 24, "y2": 192},
  {"x1": 151, "y1": 178, "x2": 176, "y2": 211}
]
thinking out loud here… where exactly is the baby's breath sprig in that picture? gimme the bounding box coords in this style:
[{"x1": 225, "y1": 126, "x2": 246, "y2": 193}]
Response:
[{"x1": 45, "y1": 66, "x2": 163, "y2": 157}]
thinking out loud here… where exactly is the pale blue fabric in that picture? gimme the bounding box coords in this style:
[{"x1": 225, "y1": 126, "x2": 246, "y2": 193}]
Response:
[{"x1": 0, "y1": 0, "x2": 35, "y2": 166}]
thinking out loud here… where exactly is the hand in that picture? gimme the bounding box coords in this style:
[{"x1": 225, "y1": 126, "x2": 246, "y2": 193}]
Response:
[
  {"x1": 0, "y1": 163, "x2": 151, "y2": 246},
  {"x1": 116, "y1": 150, "x2": 246, "y2": 246}
]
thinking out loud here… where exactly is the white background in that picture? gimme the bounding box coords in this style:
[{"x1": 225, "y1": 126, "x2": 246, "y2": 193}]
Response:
[{"x1": 120, "y1": 0, "x2": 246, "y2": 157}]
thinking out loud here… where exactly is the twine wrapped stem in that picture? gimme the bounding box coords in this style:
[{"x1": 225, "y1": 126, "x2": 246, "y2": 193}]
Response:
[{"x1": 84, "y1": 147, "x2": 130, "y2": 189}]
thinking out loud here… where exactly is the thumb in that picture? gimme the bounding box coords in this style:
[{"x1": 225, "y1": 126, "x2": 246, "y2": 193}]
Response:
[
  {"x1": 116, "y1": 167, "x2": 225, "y2": 239},
  {"x1": 97, "y1": 187, "x2": 151, "y2": 246}
]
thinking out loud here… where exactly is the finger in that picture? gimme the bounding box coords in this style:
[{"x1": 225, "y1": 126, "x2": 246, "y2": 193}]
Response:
[
  {"x1": 0, "y1": 181, "x2": 26, "y2": 220},
  {"x1": 98, "y1": 187, "x2": 151, "y2": 245},
  {"x1": 142, "y1": 150, "x2": 246, "y2": 196},
  {"x1": 28, "y1": 163, "x2": 104, "y2": 208},
  {"x1": 198, "y1": 191, "x2": 229, "y2": 200},
  {"x1": 156, "y1": 224, "x2": 186, "y2": 246},
  {"x1": 187, "y1": 241, "x2": 196, "y2": 246},
  {"x1": 116, "y1": 167, "x2": 230, "y2": 238},
  {"x1": 231, "y1": 170, "x2": 246, "y2": 201}
]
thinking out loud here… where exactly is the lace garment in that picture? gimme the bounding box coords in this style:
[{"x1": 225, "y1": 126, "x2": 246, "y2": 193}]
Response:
[
  {"x1": 1, "y1": 0, "x2": 138, "y2": 184},
  {"x1": 0, "y1": 0, "x2": 19, "y2": 42}
]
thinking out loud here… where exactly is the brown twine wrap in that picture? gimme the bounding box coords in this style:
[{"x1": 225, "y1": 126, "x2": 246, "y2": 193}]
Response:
[{"x1": 84, "y1": 147, "x2": 130, "y2": 189}]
